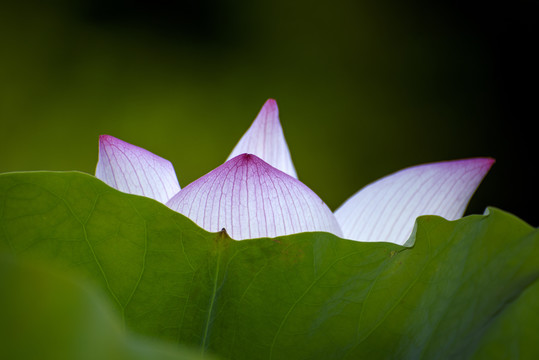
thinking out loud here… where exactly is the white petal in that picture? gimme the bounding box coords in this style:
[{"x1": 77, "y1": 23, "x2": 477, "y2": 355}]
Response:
[
  {"x1": 95, "y1": 135, "x2": 181, "y2": 204},
  {"x1": 227, "y1": 99, "x2": 298, "y2": 178},
  {"x1": 167, "y1": 154, "x2": 342, "y2": 240},
  {"x1": 335, "y1": 158, "x2": 494, "y2": 245}
]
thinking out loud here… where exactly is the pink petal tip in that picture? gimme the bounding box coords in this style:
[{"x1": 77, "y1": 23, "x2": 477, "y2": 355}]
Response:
[
  {"x1": 95, "y1": 135, "x2": 181, "y2": 204},
  {"x1": 227, "y1": 99, "x2": 298, "y2": 179}
]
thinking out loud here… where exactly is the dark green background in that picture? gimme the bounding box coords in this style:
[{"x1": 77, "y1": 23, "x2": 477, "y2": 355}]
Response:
[{"x1": 1, "y1": 0, "x2": 536, "y2": 225}]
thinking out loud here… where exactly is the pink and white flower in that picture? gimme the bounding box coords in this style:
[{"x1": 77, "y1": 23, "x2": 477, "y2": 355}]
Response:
[{"x1": 95, "y1": 99, "x2": 493, "y2": 245}]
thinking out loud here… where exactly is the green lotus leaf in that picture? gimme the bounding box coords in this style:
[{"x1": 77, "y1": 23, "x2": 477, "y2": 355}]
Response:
[{"x1": 0, "y1": 171, "x2": 537, "y2": 359}]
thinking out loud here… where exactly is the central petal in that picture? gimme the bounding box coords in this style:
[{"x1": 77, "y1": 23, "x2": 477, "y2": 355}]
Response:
[{"x1": 167, "y1": 154, "x2": 342, "y2": 240}]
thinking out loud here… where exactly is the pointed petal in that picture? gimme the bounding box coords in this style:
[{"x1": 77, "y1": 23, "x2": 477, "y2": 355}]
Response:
[
  {"x1": 167, "y1": 154, "x2": 342, "y2": 240},
  {"x1": 95, "y1": 135, "x2": 181, "y2": 204},
  {"x1": 227, "y1": 99, "x2": 298, "y2": 178},
  {"x1": 335, "y1": 158, "x2": 494, "y2": 245}
]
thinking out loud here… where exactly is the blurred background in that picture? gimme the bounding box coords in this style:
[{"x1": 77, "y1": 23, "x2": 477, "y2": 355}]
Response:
[{"x1": 1, "y1": 0, "x2": 536, "y2": 225}]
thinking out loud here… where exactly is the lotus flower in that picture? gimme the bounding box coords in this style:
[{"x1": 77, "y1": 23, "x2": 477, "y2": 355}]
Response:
[{"x1": 95, "y1": 99, "x2": 493, "y2": 245}]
